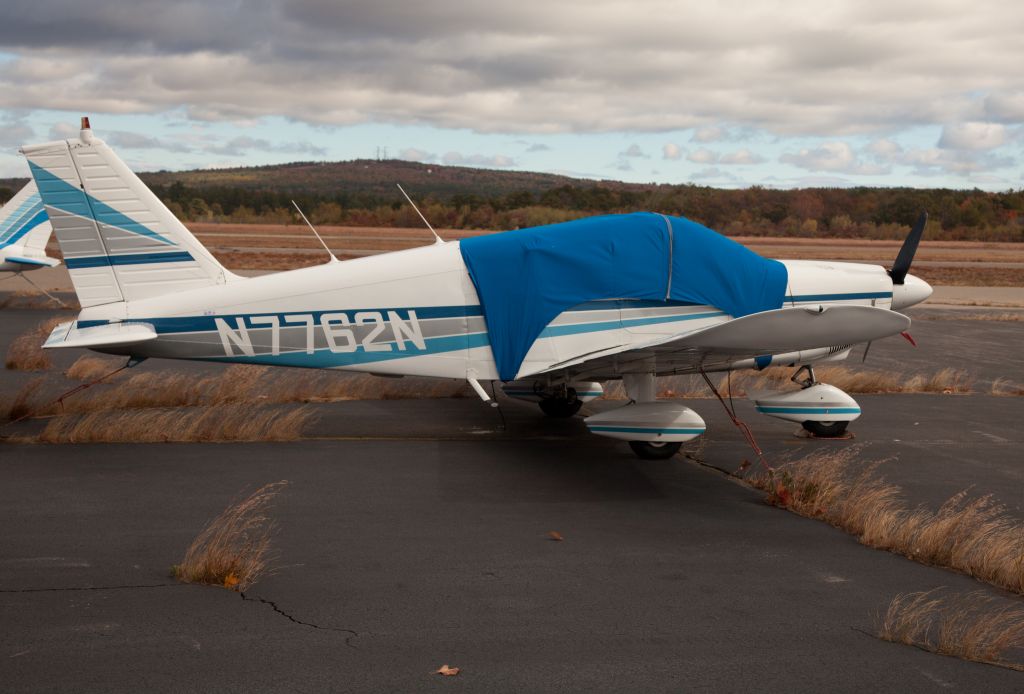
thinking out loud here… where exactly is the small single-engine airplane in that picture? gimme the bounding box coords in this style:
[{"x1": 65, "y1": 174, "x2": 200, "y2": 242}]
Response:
[
  {"x1": 0, "y1": 180, "x2": 58, "y2": 273},
  {"x1": 24, "y1": 120, "x2": 933, "y2": 458}
]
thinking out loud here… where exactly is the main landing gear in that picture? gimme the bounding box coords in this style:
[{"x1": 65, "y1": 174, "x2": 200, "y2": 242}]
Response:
[{"x1": 583, "y1": 373, "x2": 706, "y2": 459}]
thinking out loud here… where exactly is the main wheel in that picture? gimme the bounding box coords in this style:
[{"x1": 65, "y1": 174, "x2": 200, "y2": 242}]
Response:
[
  {"x1": 801, "y1": 420, "x2": 849, "y2": 438},
  {"x1": 539, "y1": 397, "x2": 583, "y2": 418},
  {"x1": 628, "y1": 441, "x2": 682, "y2": 460}
]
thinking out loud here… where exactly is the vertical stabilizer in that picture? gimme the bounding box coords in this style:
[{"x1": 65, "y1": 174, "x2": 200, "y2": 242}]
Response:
[{"x1": 21, "y1": 119, "x2": 237, "y2": 307}]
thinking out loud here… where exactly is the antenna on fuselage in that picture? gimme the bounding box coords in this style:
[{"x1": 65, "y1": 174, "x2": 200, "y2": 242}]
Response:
[
  {"x1": 396, "y1": 183, "x2": 444, "y2": 244},
  {"x1": 291, "y1": 200, "x2": 339, "y2": 264}
]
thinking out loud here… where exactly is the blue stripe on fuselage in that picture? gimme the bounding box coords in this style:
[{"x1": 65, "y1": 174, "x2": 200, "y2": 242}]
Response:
[
  {"x1": 787, "y1": 291, "x2": 892, "y2": 302},
  {"x1": 65, "y1": 251, "x2": 194, "y2": 269}
]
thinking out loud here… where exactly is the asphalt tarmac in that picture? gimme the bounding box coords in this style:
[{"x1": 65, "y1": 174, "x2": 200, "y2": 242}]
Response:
[{"x1": 1, "y1": 303, "x2": 1023, "y2": 692}]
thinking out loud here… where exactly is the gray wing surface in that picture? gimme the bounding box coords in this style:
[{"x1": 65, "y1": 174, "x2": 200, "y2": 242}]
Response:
[{"x1": 533, "y1": 305, "x2": 910, "y2": 380}]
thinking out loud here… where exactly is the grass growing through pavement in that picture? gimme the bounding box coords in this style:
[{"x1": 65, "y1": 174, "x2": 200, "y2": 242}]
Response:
[
  {"x1": 600, "y1": 365, "x2": 975, "y2": 399},
  {"x1": 3, "y1": 317, "x2": 66, "y2": 371},
  {"x1": 878, "y1": 590, "x2": 1024, "y2": 671},
  {"x1": 747, "y1": 449, "x2": 1024, "y2": 596},
  {"x1": 173, "y1": 481, "x2": 287, "y2": 591},
  {"x1": 37, "y1": 404, "x2": 314, "y2": 443},
  {"x1": 13, "y1": 363, "x2": 471, "y2": 420}
]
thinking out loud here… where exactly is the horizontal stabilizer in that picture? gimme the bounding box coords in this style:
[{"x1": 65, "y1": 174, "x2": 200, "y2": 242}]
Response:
[
  {"x1": 679, "y1": 305, "x2": 909, "y2": 353},
  {"x1": 3, "y1": 255, "x2": 60, "y2": 268},
  {"x1": 44, "y1": 320, "x2": 157, "y2": 350}
]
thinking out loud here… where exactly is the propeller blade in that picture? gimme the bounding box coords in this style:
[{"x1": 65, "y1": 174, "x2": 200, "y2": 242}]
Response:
[
  {"x1": 889, "y1": 211, "x2": 928, "y2": 285},
  {"x1": 861, "y1": 341, "x2": 872, "y2": 363},
  {"x1": 900, "y1": 331, "x2": 917, "y2": 347}
]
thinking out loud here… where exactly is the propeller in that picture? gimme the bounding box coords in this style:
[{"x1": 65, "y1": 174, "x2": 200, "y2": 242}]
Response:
[
  {"x1": 863, "y1": 212, "x2": 927, "y2": 362},
  {"x1": 888, "y1": 211, "x2": 928, "y2": 285}
]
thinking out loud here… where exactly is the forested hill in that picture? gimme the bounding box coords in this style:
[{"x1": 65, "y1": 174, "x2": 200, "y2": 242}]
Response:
[{"x1": 2, "y1": 159, "x2": 1022, "y2": 241}]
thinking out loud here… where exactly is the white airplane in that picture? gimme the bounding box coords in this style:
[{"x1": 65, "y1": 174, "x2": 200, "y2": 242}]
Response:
[
  {"x1": 0, "y1": 180, "x2": 59, "y2": 273},
  {"x1": 24, "y1": 120, "x2": 933, "y2": 458}
]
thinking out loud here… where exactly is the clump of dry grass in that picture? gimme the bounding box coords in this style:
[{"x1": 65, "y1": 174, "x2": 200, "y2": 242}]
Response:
[
  {"x1": 4, "y1": 317, "x2": 67, "y2": 371},
  {"x1": 599, "y1": 366, "x2": 973, "y2": 400},
  {"x1": 37, "y1": 404, "x2": 314, "y2": 443},
  {"x1": 14, "y1": 364, "x2": 470, "y2": 419},
  {"x1": 735, "y1": 365, "x2": 972, "y2": 395},
  {"x1": 65, "y1": 356, "x2": 126, "y2": 381},
  {"x1": 3, "y1": 376, "x2": 45, "y2": 421},
  {"x1": 918, "y1": 312, "x2": 1024, "y2": 322},
  {"x1": 748, "y1": 450, "x2": 1024, "y2": 595},
  {"x1": 173, "y1": 481, "x2": 287, "y2": 591},
  {"x1": 878, "y1": 590, "x2": 1024, "y2": 670},
  {"x1": 991, "y1": 378, "x2": 1024, "y2": 397}
]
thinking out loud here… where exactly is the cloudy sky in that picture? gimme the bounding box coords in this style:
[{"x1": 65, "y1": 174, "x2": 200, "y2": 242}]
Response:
[{"x1": 1, "y1": 0, "x2": 1022, "y2": 189}]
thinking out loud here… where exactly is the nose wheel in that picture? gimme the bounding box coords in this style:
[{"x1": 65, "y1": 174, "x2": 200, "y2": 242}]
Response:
[
  {"x1": 628, "y1": 441, "x2": 683, "y2": 459},
  {"x1": 538, "y1": 386, "x2": 582, "y2": 418},
  {"x1": 801, "y1": 420, "x2": 849, "y2": 437}
]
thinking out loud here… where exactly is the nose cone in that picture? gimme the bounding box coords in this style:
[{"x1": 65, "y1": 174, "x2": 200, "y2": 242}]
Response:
[{"x1": 891, "y1": 273, "x2": 932, "y2": 310}]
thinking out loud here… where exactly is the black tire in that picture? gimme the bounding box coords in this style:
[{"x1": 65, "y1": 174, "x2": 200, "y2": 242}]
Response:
[
  {"x1": 538, "y1": 397, "x2": 583, "y2": 418},
  {"x1": 628, "y1": 441, "x2": 682, "y2": 460},
  {"x1": 801, "y1": 420, "x2": 849, "y2": 438}
]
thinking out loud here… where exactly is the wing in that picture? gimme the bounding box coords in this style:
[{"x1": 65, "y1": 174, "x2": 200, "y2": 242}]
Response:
[{"x1": 532, "y1": 305, "x2": 910, "y2": 380}]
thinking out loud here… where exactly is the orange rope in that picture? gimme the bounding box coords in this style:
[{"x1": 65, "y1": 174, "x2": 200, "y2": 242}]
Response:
[
  {"x1": 3, "y1": 362, "x2": 132, "y2": 429},
  {"x1": 700, "y1": 370, "x2": 773, "y2": 474}
]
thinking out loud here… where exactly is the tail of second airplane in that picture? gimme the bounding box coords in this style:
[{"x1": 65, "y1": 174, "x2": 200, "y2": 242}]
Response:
[
  {"x1": 0, "y1": 180, "x2": 57, "y2": 265},
  {"x1": 20, "y1": 118, "x2": 239, "y2": 308}
]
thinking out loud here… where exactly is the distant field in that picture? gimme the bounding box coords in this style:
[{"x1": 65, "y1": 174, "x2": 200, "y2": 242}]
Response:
[{"x1": 183, "y1": 223, "x2": 1024, "y2": 287}]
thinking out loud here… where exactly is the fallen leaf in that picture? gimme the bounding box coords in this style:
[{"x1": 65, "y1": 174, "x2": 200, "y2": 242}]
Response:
[
  {"x1": 223, "y1": 573, "x2": 240, "y2": 588},
  {"x1": 547, "y1": 531, "x2": 563, "y2": 542},
  {"x1": 434, "y1": 665, "x2": 460, "y2": 676}
]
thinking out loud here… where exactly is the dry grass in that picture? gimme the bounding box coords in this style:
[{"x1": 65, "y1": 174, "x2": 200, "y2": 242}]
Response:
[
  {"x1": 4, "y1": 317, "x2": 66, "y2": 371},
  {"x1": 65, "y1": 356, "x2": 126, "y2": 381},
  {"x1": 735, "y1": 365, "x2": 972, "y2": 395},
  {"x1": 11, "y1": 364, "x2": 470, "y2": 419},
  {"x1": 37, "y1": 404, "x2": 314, "y2": 443},
  {"x1": 748, "y1": 449, "x2": 1024, "y2": 595},
  {"x1": 3, "y1": 376, "x2": 44, "y2": 421},
  {"x1": 599, "y1": 366, "x2": 973, "y2": 400},
  {"x1": 918, "y1": 312, "x2": 1024, "y2": 322},
  {"x1": 990, "y1": 378, "x2": 1024, "y2": 396},
  {"x1": 878, "y1": 590, "x2": 1024, "y2": 670},
  {"x1": 914, "y1": 266, "x2": 1024, "y2": 287},
  {"x1": 173, "y1": 481, "x2": 287, "y2": 591}
]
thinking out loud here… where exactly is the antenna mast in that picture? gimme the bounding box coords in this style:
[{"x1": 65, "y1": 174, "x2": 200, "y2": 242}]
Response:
[
  {"x1": 397, "y1": 183, "x2": 444, "y2": 244},
  {"x1": 291, "y1": 200, "x2": 339, "y2": 263}
]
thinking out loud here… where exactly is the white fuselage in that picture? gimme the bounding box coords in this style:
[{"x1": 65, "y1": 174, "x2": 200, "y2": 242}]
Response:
[{"x1": 71, "y1": 240, "x2": 916, "y2": 383}]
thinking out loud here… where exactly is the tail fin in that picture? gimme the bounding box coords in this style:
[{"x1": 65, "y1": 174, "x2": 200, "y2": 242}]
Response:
[
  {"x1": 0, "y1": 180, "x2": 51, "y2": 251},
  {"x1": 21, "y1": 119, "x2": 237, "y2": 308}
]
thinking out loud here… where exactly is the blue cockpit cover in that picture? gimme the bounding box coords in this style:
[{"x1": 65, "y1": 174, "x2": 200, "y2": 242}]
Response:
[{"x1": 459, "y1": 212, "x2": 788, "y2": 380}]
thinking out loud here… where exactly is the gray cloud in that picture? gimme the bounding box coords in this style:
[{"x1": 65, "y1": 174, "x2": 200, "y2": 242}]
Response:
[
  {"x1": 780, "y1": 141, "x2": 889, "y2": 175},
  {"x1": 0, "y1": 0, "x2": 1021, "y2": 138},
  {"x1": 205, "y1": 136, "x2": 326, "y2": 157}
]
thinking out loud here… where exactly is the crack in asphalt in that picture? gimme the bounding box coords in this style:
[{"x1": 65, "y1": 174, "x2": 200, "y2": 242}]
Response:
[
  {"x1": 0, "y1": 583, "x2": 180, "y2": 593},
  {"x1": 240, "y1": 592, "x2": 359, "y2": 648}
]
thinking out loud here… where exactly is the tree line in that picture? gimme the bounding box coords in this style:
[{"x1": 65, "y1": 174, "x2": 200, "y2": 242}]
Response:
[{"x1": 4, "y1": 179, "x2": 1023, "y2": 241}]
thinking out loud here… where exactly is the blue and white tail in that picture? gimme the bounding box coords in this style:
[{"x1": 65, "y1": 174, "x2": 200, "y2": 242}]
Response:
[
  {"x1": 21, "y1": 119, "x2": 237, "y2": 308},
  {"x1": 0, "y1": 181, "x2": 51, "y2": 252}
]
